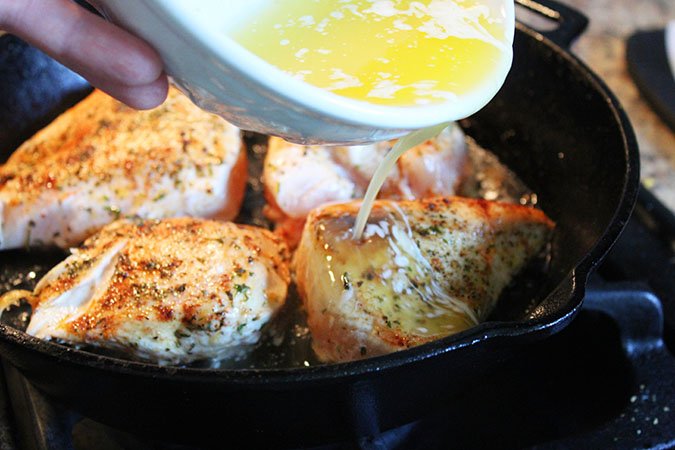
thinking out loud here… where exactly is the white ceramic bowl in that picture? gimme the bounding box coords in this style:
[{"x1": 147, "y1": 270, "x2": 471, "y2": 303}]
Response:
[{"x1": 89, "y1": 0, "x2": 515, "y2": 145}]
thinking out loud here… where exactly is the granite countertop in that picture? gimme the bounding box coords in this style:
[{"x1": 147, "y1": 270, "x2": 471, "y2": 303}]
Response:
[{"x1": 555, "y1": 0, "x2": 675, "y2": 210}]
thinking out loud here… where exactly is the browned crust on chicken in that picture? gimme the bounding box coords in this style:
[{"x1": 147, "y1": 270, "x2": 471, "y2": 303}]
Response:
[
  {"x1": 55, "y1": 219, "x2": 289, "y2": 339},
  {"x1": 294, "y1": 196, "x2": 554, "y2": 362},
  {"x1": 1, "y1": 88, "x2": 240, "y2": 204},
  {"x1": 19, "y1": 218, "x2": 291, "y2": 364},
  {"x1": 217, "y1": 147, "x2": 248, "y2": 221},
  {"x1": 0, "y1": 87, "x2": 247, "y2": 249}
]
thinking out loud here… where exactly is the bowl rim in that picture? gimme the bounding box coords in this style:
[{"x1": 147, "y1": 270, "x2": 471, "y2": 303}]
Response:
[{"x1": 140, "y1": 0, "x2": 515, "y2": 130}]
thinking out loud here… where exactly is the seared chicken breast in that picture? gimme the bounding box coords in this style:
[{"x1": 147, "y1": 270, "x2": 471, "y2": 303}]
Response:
[
  {"x1": 263, "y1": 124, "x2": 468, "y2": 247},
  {"x1": 0, "y1": 88, "x2": 246, "y2": 250},
  {"x1": 294, "y1": 197, "x2": 554, "y2": 362},
  {"x1": 0, "y1": 218, "x2": 290, "y2": 365}
]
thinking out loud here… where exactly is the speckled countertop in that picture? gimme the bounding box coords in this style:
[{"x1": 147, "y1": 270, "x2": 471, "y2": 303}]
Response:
[{"x1": 555, "y1": 0, "x2": 675, "y2": 210}]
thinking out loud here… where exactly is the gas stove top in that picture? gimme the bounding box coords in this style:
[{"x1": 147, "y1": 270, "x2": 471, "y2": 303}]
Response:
[{"x1": 0, "y1": 187, "x2": 672, "y2": 450}]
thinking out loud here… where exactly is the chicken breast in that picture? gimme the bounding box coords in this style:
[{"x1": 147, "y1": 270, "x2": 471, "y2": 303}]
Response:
[
  {"x1": 263, "y1": 124, "x2": 468, "y2": 247},
  {"x1": 0, "y1": 88, "x2": 247, "y2": 250},
  {"x1": 0, "y1": 218, "x2": 290, "y2": 365},
  {"x1": 294, "y1": 197, "x2": 554, "y2": 362}
]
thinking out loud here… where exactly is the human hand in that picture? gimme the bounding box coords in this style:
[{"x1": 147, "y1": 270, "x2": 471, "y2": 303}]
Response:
[{"x1": 0, "y1": 0, "x2": 168, "y2": 109}]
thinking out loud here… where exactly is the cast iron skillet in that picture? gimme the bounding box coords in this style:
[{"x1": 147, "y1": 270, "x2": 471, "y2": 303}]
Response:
[{"x1": 0, "y1": 0, "x2": 639, "y2": 447}]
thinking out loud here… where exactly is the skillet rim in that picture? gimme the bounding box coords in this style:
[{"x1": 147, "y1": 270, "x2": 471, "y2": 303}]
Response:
[{"x1": 0, "y1": 22, "x2": 640, "y2": 384}]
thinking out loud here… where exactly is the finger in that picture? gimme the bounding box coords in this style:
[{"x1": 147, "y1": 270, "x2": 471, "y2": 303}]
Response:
[
  {"x1": 0, "y1": 0, "x2": 164, "y2": 87},
  {"x1": 86, "y1": 72, "x2": 170, "y2": 110}
]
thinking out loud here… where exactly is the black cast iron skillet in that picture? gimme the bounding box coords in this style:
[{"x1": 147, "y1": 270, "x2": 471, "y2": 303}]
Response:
[{"x1": 0, "y1": 0, "x2": 639, "y2": 447}]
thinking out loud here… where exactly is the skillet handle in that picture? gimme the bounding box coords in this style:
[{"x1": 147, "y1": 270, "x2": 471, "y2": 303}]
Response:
[
  {"x1": 515, "y1": 0, "x2": 589, "y2": 48},
  {"x1": 583, "y1": 283, "x2": 663, "y2": 349},
  {"x1": 548, "y1": 283, "x2": 675, "y2": 448}
]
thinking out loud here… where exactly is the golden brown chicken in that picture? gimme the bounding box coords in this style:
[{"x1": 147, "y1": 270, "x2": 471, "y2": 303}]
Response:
[
  {"x1": 0, "y1": 218, "x2": 290, "y2": 365},
  {"x1": 263, "y1": 124, "x2": 469, "y2": 247},
  {"x1": 0, "y1": 88, "x2": 246, "y2": 250},
  {"x1": 294, "y1": 197, "x2": 554, "y2": 362}
]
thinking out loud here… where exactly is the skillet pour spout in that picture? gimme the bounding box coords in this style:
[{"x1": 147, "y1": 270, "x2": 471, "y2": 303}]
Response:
[{"x1": 0, "y1": 0, "x2": 639, "y2": 447}]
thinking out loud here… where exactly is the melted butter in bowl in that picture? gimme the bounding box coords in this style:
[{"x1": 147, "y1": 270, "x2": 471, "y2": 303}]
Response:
[
  {"x1": 230, "y1": 0, "x2": 513, "y2": 106},
  {"x1": 91, "y1": 0, "x2": 514, "y2": 143}
]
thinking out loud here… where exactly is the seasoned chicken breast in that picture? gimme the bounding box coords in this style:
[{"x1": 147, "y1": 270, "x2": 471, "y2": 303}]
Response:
[
  {"x1": 263, "y1": 124, "x2": 468, "y2": 247},
  {"x1": 0, "y1": 218, "x2": 290, "y2": 365},
  {"x1": 294, "y1": 197, "x2": 554, "y2": 362},
  {"x1": 0, "y1": 88, "x2": 247, "y2": 250}
]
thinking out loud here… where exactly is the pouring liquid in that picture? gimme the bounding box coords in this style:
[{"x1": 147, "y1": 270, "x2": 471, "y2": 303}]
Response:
[
  {"x1": 352, "y1": 122, "x2": 451, "y2": 238},
  {"x1": 231, "y1": 0, "x2": 513, "y2": 237}
]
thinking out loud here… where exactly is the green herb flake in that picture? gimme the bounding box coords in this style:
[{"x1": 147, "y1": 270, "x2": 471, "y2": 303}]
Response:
[
  {"x1": 234, "y1": 283, "x2": 250, "y2": 294},
  {"x1": 174, "y1": 330, "x2": 190, "y2": 339},
  {"x1": 383, "y1": 316, "x2": 392, "y2": 328},
  {"x1": 104, "y1": 205, "x2": 121, "y2": 219}
]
